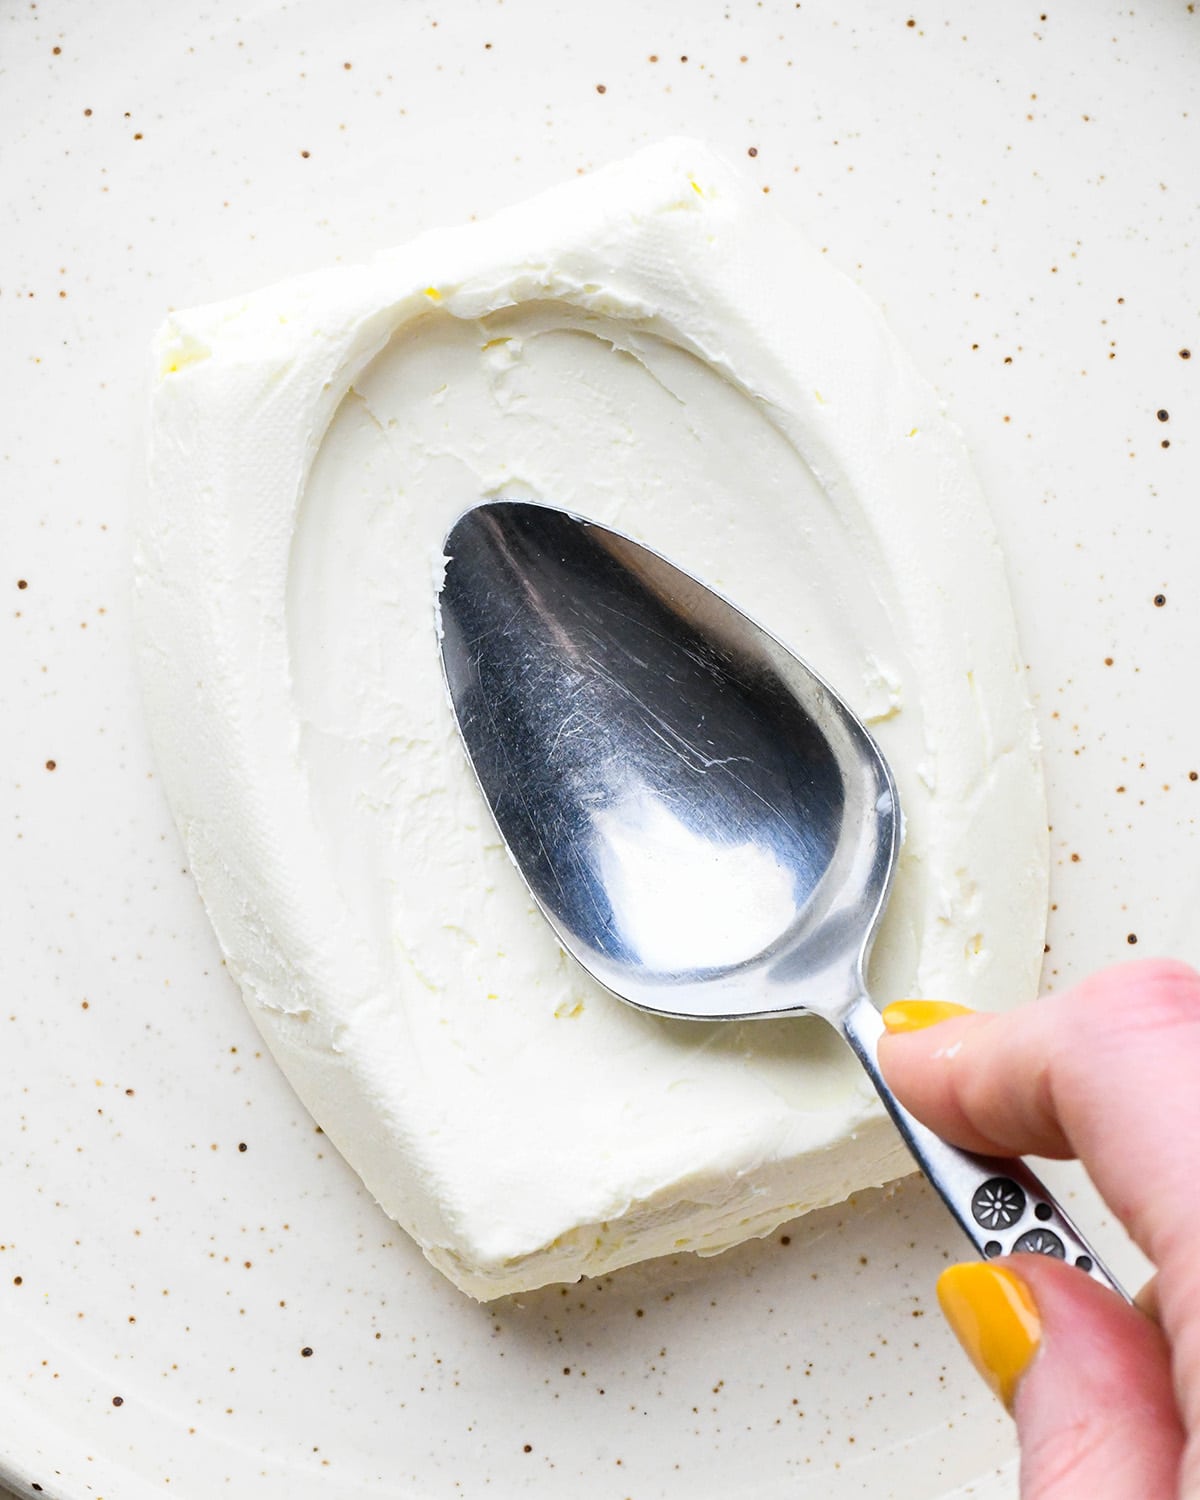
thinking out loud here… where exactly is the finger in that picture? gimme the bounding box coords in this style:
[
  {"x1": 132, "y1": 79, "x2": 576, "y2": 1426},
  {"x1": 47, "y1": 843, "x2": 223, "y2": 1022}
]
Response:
[
  {"x1": 937, "y1": 1256, "x2": 1183, "y2": 1499},
  {"x1": 877, "y1": 960, "x2": 1200, "y2": 1270},
  {"x1": 879, "y1": 960, "x2": 1200, "y2": 1164},
  {"x1": 878, "y1": 959, "x2": 1200, "y2": 1442}
]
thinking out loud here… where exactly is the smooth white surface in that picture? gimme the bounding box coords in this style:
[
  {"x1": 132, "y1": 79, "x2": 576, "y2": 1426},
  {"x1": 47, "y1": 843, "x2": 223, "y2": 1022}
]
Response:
[
  {"x1": 135, "y1": 138, "x2": 1046, "y2": 1298},
  {"x1": 2, "y1": 0, "x2": 1197, "y2": 1496}
]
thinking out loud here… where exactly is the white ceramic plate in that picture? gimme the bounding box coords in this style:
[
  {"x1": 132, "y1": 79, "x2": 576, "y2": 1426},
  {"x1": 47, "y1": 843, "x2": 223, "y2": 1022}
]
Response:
[{"x1": 3, "y1": 2, "x2": 1196, "y2": 1495}]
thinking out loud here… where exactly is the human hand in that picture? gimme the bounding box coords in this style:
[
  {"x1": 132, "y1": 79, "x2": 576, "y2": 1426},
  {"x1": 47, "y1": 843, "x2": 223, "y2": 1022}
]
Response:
[{"x1": 878, "y1": 959, "x2": 1199, "y2": 1498}]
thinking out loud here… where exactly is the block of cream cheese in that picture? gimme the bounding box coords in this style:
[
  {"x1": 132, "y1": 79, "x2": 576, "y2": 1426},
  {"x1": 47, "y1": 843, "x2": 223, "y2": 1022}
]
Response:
[{"x1": 135, "y1": 139, "x2": 1048, "y2": 1300}]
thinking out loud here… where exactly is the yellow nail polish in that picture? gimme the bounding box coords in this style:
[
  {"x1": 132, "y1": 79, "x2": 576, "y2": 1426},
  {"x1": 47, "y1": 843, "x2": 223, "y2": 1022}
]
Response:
[
  {"x1": 881, "y1": 999, "x2": 974, "y2": 1033},
  {"x1": 937, "y1": 1263, "x2": 1042, "y2": 1411}
]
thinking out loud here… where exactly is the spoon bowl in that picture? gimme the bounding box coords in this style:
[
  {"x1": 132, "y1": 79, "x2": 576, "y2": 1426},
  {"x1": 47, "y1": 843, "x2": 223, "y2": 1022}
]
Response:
[{"x1": 437, "y1": 500, "x2": 1124, "y2": 1294}]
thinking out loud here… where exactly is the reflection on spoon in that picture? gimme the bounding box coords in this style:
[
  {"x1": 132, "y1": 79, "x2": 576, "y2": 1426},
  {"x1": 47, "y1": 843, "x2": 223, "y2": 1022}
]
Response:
[{"x1": 594, "y1": 789, "x2": 800, "y2": 973}]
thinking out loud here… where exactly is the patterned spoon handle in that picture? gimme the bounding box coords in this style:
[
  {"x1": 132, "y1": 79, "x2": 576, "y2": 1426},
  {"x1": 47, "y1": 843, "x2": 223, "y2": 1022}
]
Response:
[{"x1": 841, "y1": 993, "x2": 1130, "y2": 1300}]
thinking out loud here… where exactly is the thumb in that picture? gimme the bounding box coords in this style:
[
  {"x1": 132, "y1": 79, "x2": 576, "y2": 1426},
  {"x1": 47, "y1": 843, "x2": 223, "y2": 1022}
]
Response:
[{"x1": 937, "y1": 1255, "x2": 1183, "y2": 1498}]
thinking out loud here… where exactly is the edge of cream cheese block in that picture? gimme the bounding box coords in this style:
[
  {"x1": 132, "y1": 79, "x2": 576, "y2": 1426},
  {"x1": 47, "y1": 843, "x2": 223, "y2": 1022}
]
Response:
[
  {"x1": 134, "y1": 138, "x2": 1047, "y2": 1300},
  {"x1": 425, "y1": 1113, "x2": 911, "y2": 1300}
]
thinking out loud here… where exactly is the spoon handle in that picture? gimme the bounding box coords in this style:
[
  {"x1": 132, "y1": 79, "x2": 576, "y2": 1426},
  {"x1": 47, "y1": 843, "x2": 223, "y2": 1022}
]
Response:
[{"x1": 840, "y1": 993, "x2": 1130, "y2": 1301}]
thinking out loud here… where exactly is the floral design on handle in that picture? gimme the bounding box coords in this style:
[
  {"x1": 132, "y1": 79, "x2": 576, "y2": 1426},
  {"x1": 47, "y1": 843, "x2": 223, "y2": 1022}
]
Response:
[
  {"x1": 1012, "y1": 1227, "x2": 1066, "y2": 1258},
  {"x1": 971, "y1": 1177, "x2": 1027, "y2": 1231}
]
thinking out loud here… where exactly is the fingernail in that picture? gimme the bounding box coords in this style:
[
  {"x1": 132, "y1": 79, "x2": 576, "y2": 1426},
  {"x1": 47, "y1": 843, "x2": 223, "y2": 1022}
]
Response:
[
  {"x1": 881, "y1": 1000, "x2": 974, "y2": 1033},
  {"x1": 937, "y1": 1263, "x2": 1042, "y2": 1411}
]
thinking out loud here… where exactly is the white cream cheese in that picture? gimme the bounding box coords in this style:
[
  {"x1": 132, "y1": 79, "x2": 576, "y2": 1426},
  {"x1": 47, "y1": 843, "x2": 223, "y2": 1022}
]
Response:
[{"x1": 135, "y1": 140, "x2": 1048, "y2": 1300}]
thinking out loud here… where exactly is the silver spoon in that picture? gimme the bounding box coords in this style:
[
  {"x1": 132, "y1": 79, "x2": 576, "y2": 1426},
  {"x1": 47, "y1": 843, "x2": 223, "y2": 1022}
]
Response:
[{"x1": 436, "y1": 500, "x2": 1125, "y2": 1296}]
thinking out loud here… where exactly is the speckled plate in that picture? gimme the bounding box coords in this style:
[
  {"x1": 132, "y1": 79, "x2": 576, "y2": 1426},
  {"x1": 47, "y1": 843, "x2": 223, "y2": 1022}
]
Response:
[{"x1": 3, "y1": 1, "x2": 1196, "y2": 1496}]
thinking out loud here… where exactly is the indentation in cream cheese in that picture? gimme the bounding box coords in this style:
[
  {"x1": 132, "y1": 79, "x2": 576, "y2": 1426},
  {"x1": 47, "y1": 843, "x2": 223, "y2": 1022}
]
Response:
[{"x1": 135, "y1": 140, "x2": 1047, "y2": 1299}]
